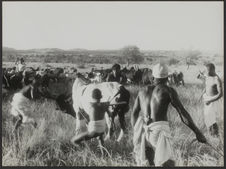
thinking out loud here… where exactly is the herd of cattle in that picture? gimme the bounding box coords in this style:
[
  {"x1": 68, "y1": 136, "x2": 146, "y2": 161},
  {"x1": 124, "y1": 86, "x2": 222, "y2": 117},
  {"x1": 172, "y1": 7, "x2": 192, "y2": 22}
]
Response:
[
  {"x1": 2, "y1": 63, "x2": 186, "y2": 123},
  {"x1": 2, "y1": 64, "x2": 185, "y2": 92}
]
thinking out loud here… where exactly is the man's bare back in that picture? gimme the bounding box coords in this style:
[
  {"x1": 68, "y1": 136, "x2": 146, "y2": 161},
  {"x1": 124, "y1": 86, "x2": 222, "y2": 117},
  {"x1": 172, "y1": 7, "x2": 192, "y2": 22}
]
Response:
[
  {"x1": 132, "y1": 84, "x2": 177, "y2": 125},
  {"x1": 132, "y1": 80, "x2": 206, "y2": 143},
  {"x1": 151, "y1": 84, "x2": 171, "y2": 122},
  {"x1": 87, "y1": 102, "x2": 110, "y2": 121}
]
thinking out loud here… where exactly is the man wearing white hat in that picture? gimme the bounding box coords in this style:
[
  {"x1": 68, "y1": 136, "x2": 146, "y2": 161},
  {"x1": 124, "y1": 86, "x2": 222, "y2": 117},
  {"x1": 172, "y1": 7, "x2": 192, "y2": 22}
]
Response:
[{"x1": 131, "y1": 63, "x2": 206, "y2": 166}]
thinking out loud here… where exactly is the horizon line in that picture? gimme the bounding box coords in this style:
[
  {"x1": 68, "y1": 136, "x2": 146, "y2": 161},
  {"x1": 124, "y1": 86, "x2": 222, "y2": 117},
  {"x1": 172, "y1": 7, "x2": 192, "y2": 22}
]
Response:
[{"x1": 3, "y1": 46, "x2": 220, "y2": 53}]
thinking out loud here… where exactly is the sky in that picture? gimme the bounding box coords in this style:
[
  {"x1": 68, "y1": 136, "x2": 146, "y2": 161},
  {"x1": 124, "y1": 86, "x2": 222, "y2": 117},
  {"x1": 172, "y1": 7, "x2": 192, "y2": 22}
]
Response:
[{"x1": 2, "y1": 2, "x2": 224, "y2": 53}]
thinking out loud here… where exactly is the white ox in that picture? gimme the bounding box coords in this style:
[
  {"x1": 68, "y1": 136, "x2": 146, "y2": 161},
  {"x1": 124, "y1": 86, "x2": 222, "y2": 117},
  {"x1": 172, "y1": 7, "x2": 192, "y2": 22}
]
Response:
[{"x1": 72, "y1": 77, "x2": 130, "y2": 142}]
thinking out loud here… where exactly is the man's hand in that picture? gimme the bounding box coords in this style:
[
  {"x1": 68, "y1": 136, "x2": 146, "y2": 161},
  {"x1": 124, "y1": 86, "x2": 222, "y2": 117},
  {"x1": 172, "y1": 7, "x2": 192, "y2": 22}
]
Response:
[
  {"x1": 196, "y1": 132, "x2": 207, "y2": 143},
  {"x1": 205, "y1": 101, "x2": 211, "y2": 105},
  {"x1": 204, "y1": 99, "x2": 211, "y2": 105}
]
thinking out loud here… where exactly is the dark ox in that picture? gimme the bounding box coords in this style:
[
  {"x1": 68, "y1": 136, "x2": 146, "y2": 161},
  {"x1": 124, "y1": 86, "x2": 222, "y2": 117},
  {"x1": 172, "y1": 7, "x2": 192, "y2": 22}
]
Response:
[
  {"x1": 168, "y1": 72, "x2": 185, "y2": 86},
  {"x1": 3, "y1": 71, "x2": 24, "y2": 90}
]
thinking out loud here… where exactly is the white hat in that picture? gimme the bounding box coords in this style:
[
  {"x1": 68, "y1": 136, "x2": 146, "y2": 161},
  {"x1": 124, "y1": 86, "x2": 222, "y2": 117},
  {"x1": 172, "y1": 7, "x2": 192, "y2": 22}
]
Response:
[{"x1": 153, "y1": 63, "x2": 168, "y2": 78}]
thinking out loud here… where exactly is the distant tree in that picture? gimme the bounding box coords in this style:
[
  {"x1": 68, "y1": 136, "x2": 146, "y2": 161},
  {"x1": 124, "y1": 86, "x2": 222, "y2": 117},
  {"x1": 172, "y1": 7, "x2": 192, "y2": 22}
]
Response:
[
  {"x1": 185, "y1": 50, "x2": 201, "y2": 69},
  {"x1": 121, "y1": 45, "x2": 144, "y2": 64},
  {"x1": 188, "y1": 50, "x2": 201, "y2": 60}
]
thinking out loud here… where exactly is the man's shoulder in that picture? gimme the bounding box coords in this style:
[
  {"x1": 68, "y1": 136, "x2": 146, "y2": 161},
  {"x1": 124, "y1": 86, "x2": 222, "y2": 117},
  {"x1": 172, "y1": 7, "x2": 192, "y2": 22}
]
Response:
[
  {"x1": 215, "y1": 75, "x2": 222, "y2": 83},
  {"x1": 154, "y1": 85, "x2": 177, "y2": 96}
]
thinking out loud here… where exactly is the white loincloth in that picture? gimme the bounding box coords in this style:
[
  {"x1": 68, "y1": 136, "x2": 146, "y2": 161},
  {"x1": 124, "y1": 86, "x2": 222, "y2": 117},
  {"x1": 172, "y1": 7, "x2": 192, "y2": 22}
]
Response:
[
  {"x1": 133, "y1": 116, "x2": 174, "y2": 166},
  {"x1": 10, "y1": 93, "x2": 30, "y2": 123},
  {"x1": 88, "y1": 119, "x2": 106, "y2": 136},
  {"x1": 203, "y1": 93, "x2": 223, "y2": 128}
]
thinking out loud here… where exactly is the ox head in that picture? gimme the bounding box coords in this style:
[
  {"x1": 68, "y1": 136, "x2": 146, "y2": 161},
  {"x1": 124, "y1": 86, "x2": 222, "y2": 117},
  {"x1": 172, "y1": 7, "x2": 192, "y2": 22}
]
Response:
[{"x1": 55, "y1": 94, "x2": 76, "y2": 118}]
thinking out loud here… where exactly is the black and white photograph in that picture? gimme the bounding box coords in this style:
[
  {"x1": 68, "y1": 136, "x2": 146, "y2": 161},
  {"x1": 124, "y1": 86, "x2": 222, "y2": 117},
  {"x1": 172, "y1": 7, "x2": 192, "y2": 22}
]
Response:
[{"x1": 2, "y1": 1, "x2": 224, "y2": 166}]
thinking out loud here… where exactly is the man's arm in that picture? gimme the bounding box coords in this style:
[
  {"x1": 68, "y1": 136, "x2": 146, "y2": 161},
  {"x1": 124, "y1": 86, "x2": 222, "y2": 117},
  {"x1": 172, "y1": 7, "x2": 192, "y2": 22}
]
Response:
[
  {"x1": 204, "y1": 77, "x2": 223, "y2": 103},
  {"x1": 169, "y1": 87, "x2": 206, "y2": 143},
  {"x1": 131, "y1": 93, "x2": 141, "y2": 127}
]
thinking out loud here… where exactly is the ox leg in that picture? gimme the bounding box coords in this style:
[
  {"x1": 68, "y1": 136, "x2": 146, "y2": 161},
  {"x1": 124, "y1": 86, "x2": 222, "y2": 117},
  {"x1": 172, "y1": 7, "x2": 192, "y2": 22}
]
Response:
[{"x1": 117, "y1": 111, "x2": 126, "y2": 142}]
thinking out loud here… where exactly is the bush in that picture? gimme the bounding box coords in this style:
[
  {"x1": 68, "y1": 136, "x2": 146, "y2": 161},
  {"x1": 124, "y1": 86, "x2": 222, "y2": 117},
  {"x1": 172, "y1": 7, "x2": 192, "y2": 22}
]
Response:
[
  {"x1": 168, "y1": 58, "x2": 180, "y2": 65},
  {"x1": 77, "y1": 64, "x2": 86, "y2": 69}
]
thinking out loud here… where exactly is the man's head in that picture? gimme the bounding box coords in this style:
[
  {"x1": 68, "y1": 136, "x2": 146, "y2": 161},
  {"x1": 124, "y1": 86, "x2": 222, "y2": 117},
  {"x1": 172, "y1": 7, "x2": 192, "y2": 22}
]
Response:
[
  {"x1": 91, "y1": 88, "x2": 102, "y2": 103},
  {"x1": 153, "y1": 63, "x2": 169, "y2": 84},
  {"x1": 112, "y1": 64, "x2": 121, "y2": 76},
  {"x1": 205, "y1": 63, "x2": 216, "y2": 76},
  {"x1": 20, "y1": 58, "x2": 24, "y2": 64}
]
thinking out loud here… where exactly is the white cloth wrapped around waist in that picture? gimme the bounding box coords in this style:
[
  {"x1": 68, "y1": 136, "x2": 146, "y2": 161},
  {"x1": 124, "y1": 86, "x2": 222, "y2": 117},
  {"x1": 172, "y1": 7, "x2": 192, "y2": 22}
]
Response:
[
  {"x1": 11, "y1": 93, "x2": 29, "y2": 108},
  {"x1": 133, "y1": 116, "x2": 174, "y2": 166},
  {"x1": 203, "y1": 93, "x2": 223, "y2": 128},
  {"x1": 88, "y1": 119, "x2": 106, "y2": 135},
  {"x1": 10, "y1": 93, "x2": 31, "y2": 123}
]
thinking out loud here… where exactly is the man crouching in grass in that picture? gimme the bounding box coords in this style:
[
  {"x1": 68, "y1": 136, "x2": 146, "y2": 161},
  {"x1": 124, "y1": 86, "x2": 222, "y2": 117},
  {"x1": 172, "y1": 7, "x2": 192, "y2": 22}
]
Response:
[
  {"x1": 71, "y1": 88, "x2": 110, "y2": 151},
  {"x1": 10, "y1": 76, "x2": 41, "y2": 132}
]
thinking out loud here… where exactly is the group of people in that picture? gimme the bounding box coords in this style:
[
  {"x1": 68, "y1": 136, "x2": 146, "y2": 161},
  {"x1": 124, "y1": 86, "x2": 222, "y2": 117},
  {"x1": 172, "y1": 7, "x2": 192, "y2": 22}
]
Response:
[{"x1": 9, "y1": 61, "x2": 223, "y2": 166}]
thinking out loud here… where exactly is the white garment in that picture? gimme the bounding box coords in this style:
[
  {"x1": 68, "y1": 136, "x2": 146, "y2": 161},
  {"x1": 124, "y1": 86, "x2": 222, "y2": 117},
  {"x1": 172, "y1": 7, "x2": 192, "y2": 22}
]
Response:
[
  {"x1": 203, "y1": 93, "x2": 223, "y2": 128},
  {"x1": 18, "y1": 63, "x2": 26, "y2": 72},
  {"x1": 88, "y1": 119, "x2": 106, "y2": 136},
  {"x1": 133, "y1": 117, "x2": 174, "y2": 166},
  {"x1": 11, "y1": 93, "x2": 30, "y2": 123}
]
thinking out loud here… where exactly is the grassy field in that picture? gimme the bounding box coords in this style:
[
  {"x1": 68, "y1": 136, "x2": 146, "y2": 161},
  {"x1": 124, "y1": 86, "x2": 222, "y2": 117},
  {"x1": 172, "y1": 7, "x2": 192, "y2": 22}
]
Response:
[{"x1": 2, "y1": 63, "x2": 224, "y2": 166}]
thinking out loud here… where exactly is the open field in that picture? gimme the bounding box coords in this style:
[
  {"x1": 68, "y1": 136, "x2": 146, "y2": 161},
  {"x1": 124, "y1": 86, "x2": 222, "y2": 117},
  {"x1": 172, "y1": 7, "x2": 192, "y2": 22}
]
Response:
[{"x1": 2, "y1": 62, "x2": 224, "y2": 166}]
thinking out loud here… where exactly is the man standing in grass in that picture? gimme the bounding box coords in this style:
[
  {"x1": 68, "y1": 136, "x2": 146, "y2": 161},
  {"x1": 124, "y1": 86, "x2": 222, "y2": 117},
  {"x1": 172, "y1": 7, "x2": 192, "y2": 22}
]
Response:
[
  {"x1": 107, "y1": 64, "x2": 123, "y2": 83},
  {"x1": 201, "y1": 63, "x2": 223, "y2": 137},
  {"x1": 131, "y1": 62, "x2": 206, "y2": 166}
]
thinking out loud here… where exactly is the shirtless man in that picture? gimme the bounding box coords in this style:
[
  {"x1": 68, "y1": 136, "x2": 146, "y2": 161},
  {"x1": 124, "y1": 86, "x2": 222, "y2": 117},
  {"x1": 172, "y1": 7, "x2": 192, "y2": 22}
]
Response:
[
  {"x1": 131, "y1": 63, "x2": 206, "y2": 166},
  {"x1": 107, "y1": 64, "x2": 123, "y2": 83},
  {"x1": 201, "y1": 63, "x2": 223, "y2": 137},
  {"x1": 71, "y1": 88, "x2": 110, "y2": 147},
  {"x1": 11, "y1": 76, "x2": 41, "y2": 132}
]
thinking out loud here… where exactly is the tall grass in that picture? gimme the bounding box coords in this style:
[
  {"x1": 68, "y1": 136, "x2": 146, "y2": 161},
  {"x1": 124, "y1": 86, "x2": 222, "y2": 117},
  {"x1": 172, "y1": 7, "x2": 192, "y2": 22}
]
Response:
[{"x1": 2, "y1": 83, "x2": 224, "y2": 166}]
